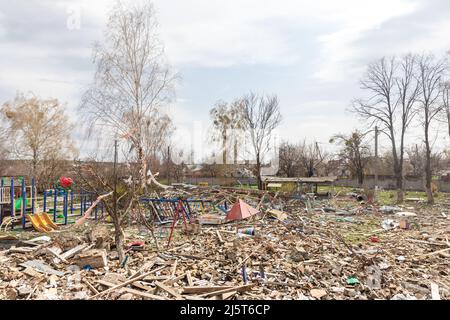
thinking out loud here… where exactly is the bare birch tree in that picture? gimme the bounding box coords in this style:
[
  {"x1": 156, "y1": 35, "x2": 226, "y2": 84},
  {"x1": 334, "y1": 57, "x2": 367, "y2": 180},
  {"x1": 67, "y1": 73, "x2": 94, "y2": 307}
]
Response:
[
  {"x1": 239, "y1": 92, "x2": 281, "y2": 190},
  {"x1": 416, "y1": 54, "x2": 446, "y2": 204},
  {"x1": 80, "y1": 1, "x2": 175, "y2": 261},
  {"x1": 81, "y1": 1, "x2": 176, "y2": 191}
]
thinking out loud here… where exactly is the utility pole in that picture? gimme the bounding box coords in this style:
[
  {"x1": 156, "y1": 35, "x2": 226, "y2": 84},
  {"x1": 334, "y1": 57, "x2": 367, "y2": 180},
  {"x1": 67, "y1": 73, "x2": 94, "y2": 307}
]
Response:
[
  {"x1": 113, "y1": 139, "x2": 118, "y2": 217},
  {"x1": 374, "y1": 126, "x2": 379, "y2": 192}
]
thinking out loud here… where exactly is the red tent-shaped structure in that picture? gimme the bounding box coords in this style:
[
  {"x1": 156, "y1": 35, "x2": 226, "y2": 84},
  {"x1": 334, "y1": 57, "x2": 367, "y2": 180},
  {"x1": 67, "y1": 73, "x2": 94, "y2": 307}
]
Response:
[{"x1": 225, "y1": 199, "x2": 259, "y2": 221}]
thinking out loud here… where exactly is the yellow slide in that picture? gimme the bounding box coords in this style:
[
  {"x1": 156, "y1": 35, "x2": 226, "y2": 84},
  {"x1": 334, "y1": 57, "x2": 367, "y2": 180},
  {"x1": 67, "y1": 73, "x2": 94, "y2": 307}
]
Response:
[
  {"x1": 27, "y1": 213, "x2": 59, "y2": 233},
  {"x1": 39, "y1": 213, "x2": 59, "y2": 230}
]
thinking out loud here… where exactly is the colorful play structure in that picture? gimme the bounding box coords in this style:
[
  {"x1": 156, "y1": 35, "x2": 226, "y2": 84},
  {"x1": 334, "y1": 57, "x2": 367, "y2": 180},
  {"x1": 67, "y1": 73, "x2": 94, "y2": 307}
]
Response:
[{"x1": 0, "y1": 177, "x2": 104, "y2": 231}]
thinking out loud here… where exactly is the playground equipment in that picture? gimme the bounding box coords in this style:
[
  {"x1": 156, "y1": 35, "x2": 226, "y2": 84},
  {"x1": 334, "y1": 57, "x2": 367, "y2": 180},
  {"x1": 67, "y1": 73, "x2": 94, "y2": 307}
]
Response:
[
  {"x1": 27, "y1": 213, "x2": 59, "y2": 233},
  {"x1": 0, "y1": 177, "x2": 105, "y2": 231},
  {"x1": 140, "y1": 197, "x2": 229, "y2": 223}
]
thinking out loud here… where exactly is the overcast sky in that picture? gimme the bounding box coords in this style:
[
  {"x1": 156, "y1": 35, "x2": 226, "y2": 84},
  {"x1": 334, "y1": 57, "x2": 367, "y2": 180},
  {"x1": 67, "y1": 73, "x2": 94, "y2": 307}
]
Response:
[{"x1": 1, "y1": 0, "x2": 450, "y2": 160}]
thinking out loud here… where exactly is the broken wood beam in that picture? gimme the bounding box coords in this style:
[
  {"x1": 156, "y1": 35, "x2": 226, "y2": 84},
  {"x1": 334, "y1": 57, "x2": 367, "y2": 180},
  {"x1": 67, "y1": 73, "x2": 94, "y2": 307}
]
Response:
[
  {"x1": 89, "y1": 270, "x2": 155, "y2": 299},
  {"x1": 199, "y1": 284, "x2": 254, "y2": 298},
  {"x1": 96, "y1": 280, "x2": 166, "y2": 300},
  {"x1": 154, "y1": 281, "x2": 184, "y2": 300}
]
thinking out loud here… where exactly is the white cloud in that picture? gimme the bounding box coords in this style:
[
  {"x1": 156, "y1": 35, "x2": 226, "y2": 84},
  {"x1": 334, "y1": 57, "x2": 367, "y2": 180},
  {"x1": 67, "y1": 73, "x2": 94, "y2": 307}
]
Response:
[{"x1": 313, "y1": 0, "x2": 420, "y2": 82}]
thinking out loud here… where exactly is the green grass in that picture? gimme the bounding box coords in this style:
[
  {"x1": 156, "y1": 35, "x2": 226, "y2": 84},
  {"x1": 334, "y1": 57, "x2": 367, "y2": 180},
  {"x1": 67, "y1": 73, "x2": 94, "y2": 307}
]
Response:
[{"x1": 318, "y1": 185, "x2": 448, "y2": 205}]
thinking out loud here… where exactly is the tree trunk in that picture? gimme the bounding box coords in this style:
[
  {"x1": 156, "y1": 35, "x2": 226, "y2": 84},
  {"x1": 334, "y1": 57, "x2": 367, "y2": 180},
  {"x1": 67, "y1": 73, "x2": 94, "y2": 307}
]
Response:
[
  {"x1": 424, "y1": 123, "x2": 434, "y2": 204},
  {"x1": 222, "y1": 132, "x2": 227, "y2": 165},
  {"x1": 112, "y1": 214, "x2": 125, "y2": 263},
  {"x1": 233, "y1": 139, "x2": 238, "y2": 165},
  {"x1": 389, "y1": 127, "x2": 403, "y2": 204},
  {"x1": 32, "y1": 149, "x2": 38, "y2": 180},
  {"x1": 357, "y1": 169, "x2": 364, "y2": 186},
  {"x1": 447, "y1": 108, "x2": 450, "y2": 140},
  {"x1": 256, "y1": 156, "x2": 263, "y2": 190},
  {"x1": 137, "y1": 145, "x2": 148, "y2": 192}
]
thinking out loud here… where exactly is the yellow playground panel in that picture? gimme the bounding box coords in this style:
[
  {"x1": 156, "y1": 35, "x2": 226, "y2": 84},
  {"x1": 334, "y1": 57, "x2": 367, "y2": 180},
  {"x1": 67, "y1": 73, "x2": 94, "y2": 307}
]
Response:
[{"x1": 27, "y1": 213, "x2": 59, "y2": 233}]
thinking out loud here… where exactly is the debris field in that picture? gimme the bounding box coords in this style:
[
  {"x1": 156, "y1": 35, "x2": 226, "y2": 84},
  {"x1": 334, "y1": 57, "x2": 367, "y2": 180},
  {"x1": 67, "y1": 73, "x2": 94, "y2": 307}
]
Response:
[{"x1": 0, "y1": 186, "x2": 449, "y2": 300}]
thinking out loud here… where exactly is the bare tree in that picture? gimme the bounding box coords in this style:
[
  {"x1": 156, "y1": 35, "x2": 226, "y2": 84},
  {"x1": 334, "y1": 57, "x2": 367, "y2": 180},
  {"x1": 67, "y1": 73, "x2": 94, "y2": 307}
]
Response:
[
  {"x1": 416, "y1": 54, "x2": 446, "y2": 204},
  {"x1": 330, "y1": 130, "x2": 371, "y2": 185},
  {"x1": 352, "y1": 55, "x2": 419, "y2": 203},
  {"x1": 406, "y1": 144, "x2": 425, "y2": 177},
  {"x1": 298, "y1": 140, "x2": 327, "y2": 177},
  {"x1": 80, "y1": 1, "x2": 174, "y2": 261},
  {"x1": 406, "y1": 144, "x2": 443, "y2": 178},
  {"x1": 442, "y1": 82, "x2": 450, "y2": 139},
  {"x1": 81, "y1": 1, "x2": 176, "y2": 191},
  {"x1": 1, "y1": 92, "x2": 77, "y2": 184},
  {"x1": 278, "y1": 141, "x2": 302, "y2": 177},
  {"x1": 239, "y1": 92, "x2": 281, "y2": 190}
]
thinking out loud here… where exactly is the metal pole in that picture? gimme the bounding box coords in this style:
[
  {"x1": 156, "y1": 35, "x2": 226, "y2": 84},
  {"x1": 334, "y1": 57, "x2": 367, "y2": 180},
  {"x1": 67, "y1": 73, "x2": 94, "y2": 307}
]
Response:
[
  {"x1": 43, "y1": 190, "x2": 47, "y2": 213},
  {"x1": 10, "y1": 178, "x2": 15, "y2": 227},
  {"x1": 0, "y1": 178, "x2": 3, "y2": 225},
  {"x1": 70, "y1": 190, "x2": 74, "y2": 216},
  {"x1": 21, "y1": 178, "x2": 26, "y2": 229},
  {"x1": 31, "y1": 177, "x2": 35, "y2": 215},
  {"x1": 53, "y1": 188, "x2": 57, "y2": 222},
  {"x1": 63, "y1": 191, "x2": 68, "y2": 225}
]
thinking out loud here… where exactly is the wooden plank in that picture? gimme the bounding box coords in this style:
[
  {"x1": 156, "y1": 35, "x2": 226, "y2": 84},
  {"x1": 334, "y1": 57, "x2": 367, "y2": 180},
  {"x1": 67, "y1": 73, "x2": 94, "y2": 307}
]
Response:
[
  {"x1": 96, "y1": 280, "x2": 166, "y2": 300},
  {"x1": 199, "y1": 284, "x2": 254, "y2": 297},
  {"x1": 171, "y1": 259, "x2": 178, "y2": 277},
  {"x1": 183, "y1": 286, "x2": 234, "y2": 294},
  {"x1": 89, "y1": 270, "x2": 155, "y2": 299},
  {"x1": 186, "y1": 271, "x2": 193, "y2": 287},
  {"x1": 259, "y1": 280, "x2": 304, "y2": 288},
  {"x1": 60, "y1": 244, "x2": 87, "y2": 260},
  {"x1": 163, "y1": 273, "x2": 186, "y2": 286},
  {"x1": 431, "y1": 282, "x2": 440, "y2": 300},
  {"x1": 47, "y1": 248, "x2": 69, "y2": 264},
  {"x1": 168, "y1": 252, "x2": 229, "y2": 263},
  {"x1": 221, "y1": 291, "x2": 237, "y2": 300},
  {"x1": 418, "y1": 247, "x2": 450, "y2": 258},
  {"x1": 216, "y1": 230, "x2": 224, "y2": 243},
  {"x1": 154, "y1": 281, "x2": 184, "y2": 300},
  {"x1": 131, "y1": 281, "x2": 156, "y2": 293},
  {"x1": 83, "y1": 278, "x2": 99, "y2": 294},
  {"x1": 128, "y1": 260, "x2": 156, "y2": 280}
]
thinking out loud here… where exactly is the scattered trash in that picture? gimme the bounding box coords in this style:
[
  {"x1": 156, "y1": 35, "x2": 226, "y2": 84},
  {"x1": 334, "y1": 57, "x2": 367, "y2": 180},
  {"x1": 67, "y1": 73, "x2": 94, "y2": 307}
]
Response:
[
  {"x1": 399, "y1": 219, "x2": 411, "y2": 230},
  {"x1": 381, "y1": 219, "x2": 398, "y2": 230},
  {"x1": 237, "y1": 227, "x2": 255, "y2": 236},
  {"x1": 346, "y1": 277, "x2": 360, "y2": 285},
  {"x1": 380, "y1": 206, "x2": 401, "y2": 214},
  {"x1": 395, "y1": 211, "x2": 417, "y2": 217}
]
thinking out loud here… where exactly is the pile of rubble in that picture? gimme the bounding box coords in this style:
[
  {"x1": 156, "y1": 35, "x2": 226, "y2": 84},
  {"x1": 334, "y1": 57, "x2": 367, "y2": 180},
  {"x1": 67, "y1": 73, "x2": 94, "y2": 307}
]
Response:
[{"x1": 0, "y1": 187, "x2": 449, "y2": 300}]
